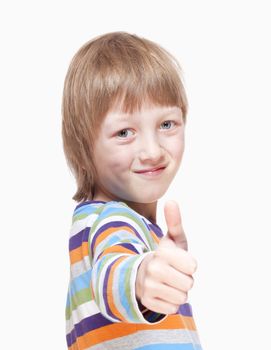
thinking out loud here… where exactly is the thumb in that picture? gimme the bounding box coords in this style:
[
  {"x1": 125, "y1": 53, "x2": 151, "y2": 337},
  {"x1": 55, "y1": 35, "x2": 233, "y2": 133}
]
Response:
[{"x1": 164, "y1": 200, "x2": 188, "y2": 251}]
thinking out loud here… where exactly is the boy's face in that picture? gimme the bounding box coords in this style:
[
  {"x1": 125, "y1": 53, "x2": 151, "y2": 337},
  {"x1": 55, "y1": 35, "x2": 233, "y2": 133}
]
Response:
[{"x1": 92, "y1": 103, "x2": 185, "y2": 204}]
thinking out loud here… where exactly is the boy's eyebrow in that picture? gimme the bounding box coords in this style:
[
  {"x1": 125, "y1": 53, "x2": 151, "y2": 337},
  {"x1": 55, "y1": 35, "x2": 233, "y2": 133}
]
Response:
[
  {"x1": 112, "y1": 107, "x2": 182, "y2": 121},
  {"x1": 159, "y1": 107, "x2": 183, "y2": 118}
]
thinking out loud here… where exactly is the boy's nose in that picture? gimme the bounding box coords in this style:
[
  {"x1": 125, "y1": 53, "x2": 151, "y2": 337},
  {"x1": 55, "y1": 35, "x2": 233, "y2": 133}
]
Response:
[{"x1": 138, "y1": 136, "x2": 164, "y2": 163}]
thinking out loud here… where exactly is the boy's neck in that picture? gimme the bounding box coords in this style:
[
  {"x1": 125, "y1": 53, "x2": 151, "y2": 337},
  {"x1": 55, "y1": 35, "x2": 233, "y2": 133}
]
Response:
[{"x1": 124, "y1": 200, "x2": 158, "y2": 225}]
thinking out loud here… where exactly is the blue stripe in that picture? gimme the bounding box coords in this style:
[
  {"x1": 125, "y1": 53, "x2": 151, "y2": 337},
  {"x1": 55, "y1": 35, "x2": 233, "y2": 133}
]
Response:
[
  {"x1": 74, "y1": 199, "x2": 122, "y2": 214},
  {"x1": 73, "y1": 205, "x2": 95, "y2": 218},
  {"x1": 91, "y1": 236, "x2": 121, "y2": 280},
  {"x1": 98, "y1": 202, "x2": 132, "y2": 221},
  {"x1": 69, "y1": 270, "x2": 92, "y2": 297},
  {"x1": 118, "y1": 256, "x2": 137, "y2": 321},
  {"x1": 91, "y1": 222, "x2": 146, "y2": 256},
  {"x1": 74, "y1": 200, "x2": 106, "y2": 211},
  {"x1": 66, "y1": 290, "x2": 71, "y2": 307},
  {"x1": 73, "y1": 201, "x2": 107, "y2": 221}
]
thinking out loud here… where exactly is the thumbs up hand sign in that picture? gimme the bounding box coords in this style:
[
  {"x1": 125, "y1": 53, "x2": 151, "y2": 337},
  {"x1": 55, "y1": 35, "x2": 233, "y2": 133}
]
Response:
[{"x1": 135, "y1": 200, "x2": 197, "y2": 315}]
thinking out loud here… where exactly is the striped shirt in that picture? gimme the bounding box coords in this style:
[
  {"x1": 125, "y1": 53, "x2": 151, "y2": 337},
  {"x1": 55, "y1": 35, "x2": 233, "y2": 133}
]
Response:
[{"x1": 66, "y1": 200, "x2": 202, "y2": 350}]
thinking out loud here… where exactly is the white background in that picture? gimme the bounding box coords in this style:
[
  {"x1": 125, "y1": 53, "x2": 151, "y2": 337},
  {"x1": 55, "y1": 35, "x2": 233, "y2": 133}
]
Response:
[{"x1": 0, "y1": 1, "x2": 270, "y2": 349}]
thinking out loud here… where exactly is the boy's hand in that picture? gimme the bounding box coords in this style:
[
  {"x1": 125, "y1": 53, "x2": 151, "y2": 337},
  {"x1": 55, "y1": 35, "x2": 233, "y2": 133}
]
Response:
[{"x1": 135, "y1": 200, "x2": 197, "y2": 315}]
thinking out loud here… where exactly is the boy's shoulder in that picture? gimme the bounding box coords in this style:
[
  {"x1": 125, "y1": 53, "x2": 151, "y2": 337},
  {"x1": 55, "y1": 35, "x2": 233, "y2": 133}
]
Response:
[
  {"x1": 72, "y1": 200, "x2": 163, "y2": 238},
  {"x1": 73, "y1": 200, "x2": 147, "y2": 226},
  {"x1": 71, "y1": 200, "x2": 163, "y2": 252}
]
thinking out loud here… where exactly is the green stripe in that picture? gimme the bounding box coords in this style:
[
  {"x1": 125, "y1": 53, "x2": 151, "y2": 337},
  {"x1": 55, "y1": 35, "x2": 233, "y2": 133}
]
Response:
[
  {"x1": 72, "y1": 213, "x2": 90, "y2": 224},
  {"x1": 89, "y1": 202, "x2": 155, "y2": 252},
  {"x1": 88, "y1": 204, "x2": 107, "y2": 261},
  {"x1": 66, "y1": 288, "x2": 93, "y2": 320},
  {"x1": 94, "y1": 253, "x2": 117, "y2": 309},
  {"x1": 117, "y1": 210, "x2": 154, "y2": 249},
  {"x1": 123, "y1": 255, "x2": 141, "y2": 321}
]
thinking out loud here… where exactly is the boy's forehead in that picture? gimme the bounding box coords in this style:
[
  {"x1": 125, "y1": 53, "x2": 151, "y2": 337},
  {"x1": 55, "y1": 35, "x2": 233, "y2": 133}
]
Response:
[{"x1": 105, "y1": 105, "x2": 182, "y2": 122}]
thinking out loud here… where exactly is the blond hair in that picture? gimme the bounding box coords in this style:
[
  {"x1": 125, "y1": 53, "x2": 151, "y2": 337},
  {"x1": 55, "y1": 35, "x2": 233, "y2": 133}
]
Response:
[{"x1": 62, "y1": 31, "x2": 188, "y2": 203}]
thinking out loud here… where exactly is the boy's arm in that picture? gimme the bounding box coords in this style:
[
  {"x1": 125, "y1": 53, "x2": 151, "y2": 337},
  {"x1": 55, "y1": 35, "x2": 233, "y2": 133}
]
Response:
[{"x1": 89, "y1": 204, "x2": 168, "y2": 324}]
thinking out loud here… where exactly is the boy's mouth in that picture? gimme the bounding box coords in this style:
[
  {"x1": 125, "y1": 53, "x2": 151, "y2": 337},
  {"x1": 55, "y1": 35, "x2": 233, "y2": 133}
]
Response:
[{"x1": 134, "y1": 165, "x2": 166, "y2": 174}]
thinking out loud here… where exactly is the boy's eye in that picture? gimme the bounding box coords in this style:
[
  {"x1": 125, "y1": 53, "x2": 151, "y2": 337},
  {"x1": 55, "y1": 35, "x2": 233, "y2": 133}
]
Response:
[
  {"x1": 116, "y1": 129, "x2": 134, "y2": 138},
  {"x1": 160, "y1": 120, "x2": 176, "y2": 129},
  {"x1": 116, "y1": 121, "x2": 176, "y2": 138}
]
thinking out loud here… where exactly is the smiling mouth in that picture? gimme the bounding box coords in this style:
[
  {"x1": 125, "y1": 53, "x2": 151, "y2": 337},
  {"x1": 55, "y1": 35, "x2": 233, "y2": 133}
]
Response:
[{"x1": 134, "y1": 166, "x2": 166, "y2": 176}]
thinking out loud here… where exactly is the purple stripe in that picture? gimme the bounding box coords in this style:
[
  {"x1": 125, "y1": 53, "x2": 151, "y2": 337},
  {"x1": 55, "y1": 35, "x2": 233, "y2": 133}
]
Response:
[
  {"x1": 82, "y1": 226, "x2": 91, "y2": 242},
  {"x1": 69, "y1": 229, "x2": 84, "y2": 251},
  {"x1": 149, "y1": 223, "x2": 164, "y2": 238},
  {"x1": 114, "y1": 242, "x2": 140, "y2": 254},
  {"x1": 96, "y1": 242, "x2": 140, "y2": 261},
  {"x1": 142, "y1": 218, "x2": 164, "y2": 239},
  {"x1": 69, "y1": 227, "x2": 91, "y2": 251},
  {"x1": 91, "y1": 221, "x2": 146, "y2": 256},
  {"x1": 66, "y1": 305, "x2": 194, "y2": 347},
  {"x1": 102, "y1": 258, "x2": 121, "y2": 320},
  {"x1": 66, "y1": 327, "x2": 76, "y2": 347},
  {"x1": 178, "y1": 303, "x2": 193, "y2": 317},
  {"x1": 66, "y1": 313, "x2": 112, "y2": 347}
]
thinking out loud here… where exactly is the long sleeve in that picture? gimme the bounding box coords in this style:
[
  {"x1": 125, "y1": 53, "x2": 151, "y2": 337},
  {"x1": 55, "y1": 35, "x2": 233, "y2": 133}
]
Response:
[{"x1": 88, "y1": 201, "x2": 168, "y2": 324}]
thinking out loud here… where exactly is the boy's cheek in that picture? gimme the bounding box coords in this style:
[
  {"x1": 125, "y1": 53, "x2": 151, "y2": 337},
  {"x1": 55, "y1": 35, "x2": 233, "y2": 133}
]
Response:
[
  {"x1": 114, "y1": 149, "x2": 133, "y2": 163},
  {"x1": 172, "y1": 136, "x2": 185, "y2": 154},
  {"x1": 107, "y1": 157, "x2": 128, "y2": 173}
]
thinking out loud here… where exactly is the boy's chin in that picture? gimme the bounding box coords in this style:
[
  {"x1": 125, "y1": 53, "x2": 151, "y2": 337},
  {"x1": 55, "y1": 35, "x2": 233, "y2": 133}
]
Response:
[{"x1": 127, "y1": 191, "x2": 168, "y2": 204}]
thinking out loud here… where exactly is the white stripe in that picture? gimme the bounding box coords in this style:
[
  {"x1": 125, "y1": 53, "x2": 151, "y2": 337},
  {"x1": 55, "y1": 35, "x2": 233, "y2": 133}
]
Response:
[
  {"x1": 93, "y1": 254, "x2": 121, "y2": 323},
  {"x1": 70, "y1": 260, "x2": 87, "y2": 279},
  {"x1": 92, "y1": 230, "x2": 143, "y2": 263},
  {"x1": 110, "y1": 255, "x2": 132, "y2": 322},
  {"x1": 66, "y1": 300, "x2": 100, "y2": 334},
  {"x1": 111, "y1": 254, "x2": 149, "y2": 323},
  {"x1": 70, "y1": 213, "x2": 99, "y2": 238},
  {"x1": 92, "y1": 214, "x2": 151, "y2": 250}
]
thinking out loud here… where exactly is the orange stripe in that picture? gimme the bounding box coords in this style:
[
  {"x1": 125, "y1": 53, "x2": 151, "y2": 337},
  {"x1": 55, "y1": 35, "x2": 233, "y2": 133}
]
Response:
[
  {"x1": 94, "y1": 225, "x2": 136, "y2": 251},
  {"x1": 81, "y1": 241, "x2": 89, "y2": 259},
  {"x1": 70, "y1": 226, "x2": 139, "y2": 265},
  {"x1": 69, "y1": 246, "x2": 82, "y2": 264},
  {"x1": 106, "y1": 255, "x2": 128, "y2": 322},
  {"x1": 70, "y1": 227, "x2": 155, "y2": 265},
  {"x1": 98, "y1": 245, "x2": 137, "y2": 260},
  {"x1": 68, "y1": 341, "x2": 80, "y2": 350},
  {"x1": 69, "y1": 314, "x2": 197, "y2": 349},
  {"x1": 73, "y1": 322, "x2": 137, "y2": 349},
  {"x1": 149, "y1": 229, "x2": 160, "y2": 244},
  {"x1": 69, "y1": 242, "x2": 89, "y2": 265}
]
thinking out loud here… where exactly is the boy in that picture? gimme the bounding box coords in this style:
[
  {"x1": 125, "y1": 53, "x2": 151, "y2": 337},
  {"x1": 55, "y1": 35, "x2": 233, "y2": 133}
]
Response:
[{"x1": 62, "y1": 31, "x2": 202, "y2": 349}]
